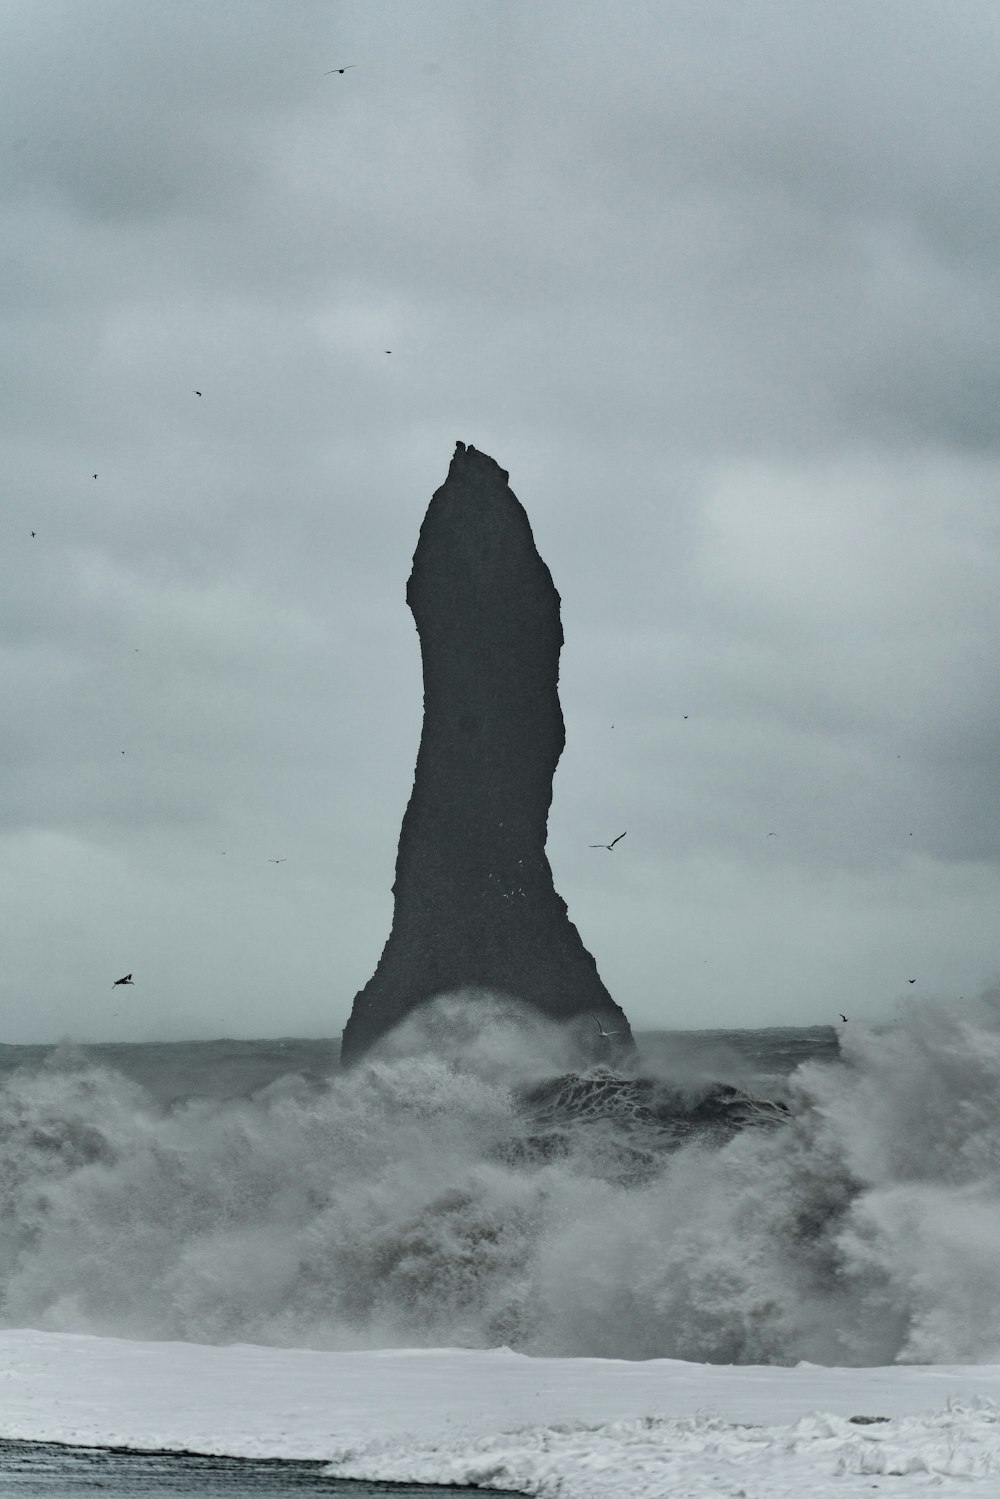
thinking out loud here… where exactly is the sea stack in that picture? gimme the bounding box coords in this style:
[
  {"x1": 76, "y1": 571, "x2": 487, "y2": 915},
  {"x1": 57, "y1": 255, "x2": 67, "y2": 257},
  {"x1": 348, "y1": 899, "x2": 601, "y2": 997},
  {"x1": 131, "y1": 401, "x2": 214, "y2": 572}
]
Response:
[{"x1": 340, "y1": 443, "x2": 632, "y2": 1065}]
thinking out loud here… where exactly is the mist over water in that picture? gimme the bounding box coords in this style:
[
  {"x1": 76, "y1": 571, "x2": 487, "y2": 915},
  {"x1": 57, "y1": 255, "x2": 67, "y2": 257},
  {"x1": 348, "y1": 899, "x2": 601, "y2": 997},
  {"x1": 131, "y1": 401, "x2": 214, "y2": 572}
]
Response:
[{"x1": 1, "y1": 992, "x2": 998, "y2": 1367}]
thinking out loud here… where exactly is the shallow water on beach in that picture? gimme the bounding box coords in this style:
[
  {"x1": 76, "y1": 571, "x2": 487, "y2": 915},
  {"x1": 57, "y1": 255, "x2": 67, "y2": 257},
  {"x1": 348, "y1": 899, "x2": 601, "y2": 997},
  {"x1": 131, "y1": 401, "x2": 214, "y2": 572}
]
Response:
[{"x1": 0, "y1": 1440, "x2": 511, "y2": 1496}]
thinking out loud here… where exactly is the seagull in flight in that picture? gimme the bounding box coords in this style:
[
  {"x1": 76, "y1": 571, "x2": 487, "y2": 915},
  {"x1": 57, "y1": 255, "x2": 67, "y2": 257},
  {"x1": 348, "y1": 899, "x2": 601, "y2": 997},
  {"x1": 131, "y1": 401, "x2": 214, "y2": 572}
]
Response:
[
  {"x1": 324, "y1": 64, "x2": 356, "y2": 73},
  {"x1": 113, "y1": 973, "x2": 134, "y2": 987},
  {"x1": 268, "y1": 857, "x2": 287, "y2": 864},
  {"x1": 591, "y1": 1014, "x2": 620, "y2": 1039},
  {"x1": 839, "y1": 1013, "x2": 848, "y2": 1023},
  {"x1": 589, "y1": 832, "x2": 626, "y2": 851}
]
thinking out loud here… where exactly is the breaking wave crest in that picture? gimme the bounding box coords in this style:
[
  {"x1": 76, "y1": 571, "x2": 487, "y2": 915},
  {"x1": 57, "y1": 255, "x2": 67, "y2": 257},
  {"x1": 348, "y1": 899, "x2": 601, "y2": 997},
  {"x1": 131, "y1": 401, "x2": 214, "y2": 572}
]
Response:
[{"x1": 1, "y1": 990, "x2": 999, "y2": 1366}]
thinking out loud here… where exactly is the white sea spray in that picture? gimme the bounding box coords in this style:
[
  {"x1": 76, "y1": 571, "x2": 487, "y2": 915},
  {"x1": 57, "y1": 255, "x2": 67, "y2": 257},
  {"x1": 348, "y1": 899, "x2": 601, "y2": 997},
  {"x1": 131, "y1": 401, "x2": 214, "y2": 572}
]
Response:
[{"x1": 0, "y1": 990, "x2": 998, "y2": 1364}]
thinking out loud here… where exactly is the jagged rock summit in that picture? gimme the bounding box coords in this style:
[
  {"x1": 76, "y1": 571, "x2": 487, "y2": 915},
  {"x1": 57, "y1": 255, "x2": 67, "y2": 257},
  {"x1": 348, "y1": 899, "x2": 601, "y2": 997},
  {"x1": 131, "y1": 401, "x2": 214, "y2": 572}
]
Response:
[{"x1": 340, "y1": 442, "x2": 632, "y2": 1065}]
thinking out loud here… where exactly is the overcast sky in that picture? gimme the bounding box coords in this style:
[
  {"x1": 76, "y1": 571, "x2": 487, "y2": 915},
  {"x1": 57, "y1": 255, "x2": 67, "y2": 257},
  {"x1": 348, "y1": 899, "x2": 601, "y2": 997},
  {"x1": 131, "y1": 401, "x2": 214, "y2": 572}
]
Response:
[{"x1": 3, "y1": 0, "x2": 999, "y2": 1044}]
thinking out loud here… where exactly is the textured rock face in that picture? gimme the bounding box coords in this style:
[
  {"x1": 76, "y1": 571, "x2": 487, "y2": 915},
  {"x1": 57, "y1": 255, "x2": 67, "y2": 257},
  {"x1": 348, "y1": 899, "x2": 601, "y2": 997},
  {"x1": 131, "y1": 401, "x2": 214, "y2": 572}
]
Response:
[{"x1": 341, "y1": 442, "x2": 632, "y2": 1065}]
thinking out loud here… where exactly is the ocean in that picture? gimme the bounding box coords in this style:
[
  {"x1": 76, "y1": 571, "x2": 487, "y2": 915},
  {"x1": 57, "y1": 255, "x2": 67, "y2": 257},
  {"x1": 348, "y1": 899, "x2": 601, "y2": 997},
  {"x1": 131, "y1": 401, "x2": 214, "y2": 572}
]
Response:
[{"x1": 0, "y1": 994, "x2": 995, "y2": 1367}]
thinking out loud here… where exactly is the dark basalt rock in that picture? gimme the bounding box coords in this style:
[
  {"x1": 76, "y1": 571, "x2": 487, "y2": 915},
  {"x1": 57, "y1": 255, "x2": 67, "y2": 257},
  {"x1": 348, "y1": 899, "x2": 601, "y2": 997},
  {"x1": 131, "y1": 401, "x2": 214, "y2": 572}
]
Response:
[
  {"x1": 509, "y1": 1073, "x2": 791, "y2": 1180},
  {"x1": 341, "y1": 442, "x2": 632, "y2": 1065},
  {"x1": 520, "y1": 1072, "x2": 791, "y2": 1143}
]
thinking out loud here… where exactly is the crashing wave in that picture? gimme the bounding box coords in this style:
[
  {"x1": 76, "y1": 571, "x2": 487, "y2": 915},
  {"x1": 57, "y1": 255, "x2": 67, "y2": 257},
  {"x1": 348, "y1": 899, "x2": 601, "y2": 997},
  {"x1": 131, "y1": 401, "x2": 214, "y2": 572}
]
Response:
[{"x1": 1, "y1": 991, "x2": 999, "y2": 1367}]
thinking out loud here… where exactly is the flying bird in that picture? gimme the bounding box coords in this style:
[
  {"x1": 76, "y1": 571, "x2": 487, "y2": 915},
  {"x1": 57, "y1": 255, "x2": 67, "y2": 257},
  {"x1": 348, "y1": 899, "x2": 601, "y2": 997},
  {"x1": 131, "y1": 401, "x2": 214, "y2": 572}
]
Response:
[
  {"x1": 30, "y1": 531, "x2": 35, "y2": 538},
  {"x1": 194, "y1": 390, "x2": 202, "y2": 396},
  {"x1": 324, "y1": 65, "x2": 356, "y2": 73},
  {"x1": 839, "y1": 1014, "x2": 848, "y2": 1023},
  {"x1": 591, "y1": 1014, "x2": 620, "y2": 1039},
  {"x1": 268, "y1": 857, "x2": 287, "y2": 864},
  {"x1": 589, "y1": 832, "x2": 626, "y2": 851},
  {"x1": 92, "y1": 473, "x2": 98, "y2": 479},
  {"x1": 113, "y1": 973, "x2": 134, "y2": 987},
  {"x1": 908, "y1": 978, "x2": 916, "y2": 984}
]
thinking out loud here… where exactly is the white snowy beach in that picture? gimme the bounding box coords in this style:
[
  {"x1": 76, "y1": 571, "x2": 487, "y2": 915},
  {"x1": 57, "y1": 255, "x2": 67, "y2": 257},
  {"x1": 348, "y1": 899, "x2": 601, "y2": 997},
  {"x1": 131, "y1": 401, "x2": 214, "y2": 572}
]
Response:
[{"x1": 2, "y1": 1330, "x2": 999, "y2": 1498}]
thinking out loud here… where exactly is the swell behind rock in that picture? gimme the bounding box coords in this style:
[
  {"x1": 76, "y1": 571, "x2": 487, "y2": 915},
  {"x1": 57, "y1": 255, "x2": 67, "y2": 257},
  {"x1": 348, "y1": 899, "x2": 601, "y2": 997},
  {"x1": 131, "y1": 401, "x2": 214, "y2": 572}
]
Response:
[{"x1": 341, "y1": 442, "x2": 631, "y2": 1064}]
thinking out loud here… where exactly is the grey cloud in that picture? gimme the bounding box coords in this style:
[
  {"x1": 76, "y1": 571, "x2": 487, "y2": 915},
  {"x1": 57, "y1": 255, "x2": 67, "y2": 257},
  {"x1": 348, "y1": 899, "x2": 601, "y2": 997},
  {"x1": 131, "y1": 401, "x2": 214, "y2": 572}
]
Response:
[{"x1": 3, "y1": 0, "x2": 1000, "y2": 1040}]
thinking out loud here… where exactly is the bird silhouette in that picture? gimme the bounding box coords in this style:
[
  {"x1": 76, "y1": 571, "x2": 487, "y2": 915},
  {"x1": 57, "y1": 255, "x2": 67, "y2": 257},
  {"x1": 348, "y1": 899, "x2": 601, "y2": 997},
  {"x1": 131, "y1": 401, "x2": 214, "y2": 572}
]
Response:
[
  {"x1": 908, "y1": 978, "x2": 916, "y2": 984},
  {"x1": 113, "y1": 973, "x2": 134, "y2": 987},
  {"x1": 268, "y1": 858, "x2": 287, "y2": 864},
  {"x1": 194, "y1": 390, "x2": 202, "y2": 396},
  {"x1": 324, "y1": 65, "x2": 356, "y2": 73},
  {"x1": 591, "y1": 1014, "x2": 620, "y2": 1039},
  {"x1": 30, "y1": 531, "x2": 35, "y2": 538},
  {"x1": 839, "y1": 1013, "x2": 848, "y2": 1023},
  {"x1": 589, "y1": 832, "x2": 626, "y2": 851},
  {"x1": 92, "y1": 473, "x2": 98, "y2": 479}
]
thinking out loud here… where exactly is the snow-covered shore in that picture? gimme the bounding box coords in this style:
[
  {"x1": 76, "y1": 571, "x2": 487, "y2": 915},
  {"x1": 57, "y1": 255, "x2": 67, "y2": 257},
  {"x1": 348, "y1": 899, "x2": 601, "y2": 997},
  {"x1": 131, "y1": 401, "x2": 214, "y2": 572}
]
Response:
[{"x1": 1, "y1": 1329, "x2": 999, "y2": 1496}]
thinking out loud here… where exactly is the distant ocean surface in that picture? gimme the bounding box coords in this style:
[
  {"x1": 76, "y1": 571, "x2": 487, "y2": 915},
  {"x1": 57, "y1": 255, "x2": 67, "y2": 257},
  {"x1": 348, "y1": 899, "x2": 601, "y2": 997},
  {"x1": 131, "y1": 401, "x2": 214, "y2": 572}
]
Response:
[
  {"x1": 0, "y1": 1035, "x2": 345, "y2": 1111},
  {"x1": 0, "y1": 996, "x2": 996, "y2": 1368},
  {"x1": 0, "y1": 1025, "x2": 835, "y2": 1108}
]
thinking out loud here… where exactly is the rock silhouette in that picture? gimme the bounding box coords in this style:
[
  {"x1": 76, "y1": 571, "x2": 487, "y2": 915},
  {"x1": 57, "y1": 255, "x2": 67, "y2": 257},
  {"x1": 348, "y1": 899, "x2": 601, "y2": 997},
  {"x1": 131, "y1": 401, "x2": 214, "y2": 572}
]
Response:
[{"x1": 341, "y1": 441, "x2": 632, "y2": 1065}]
